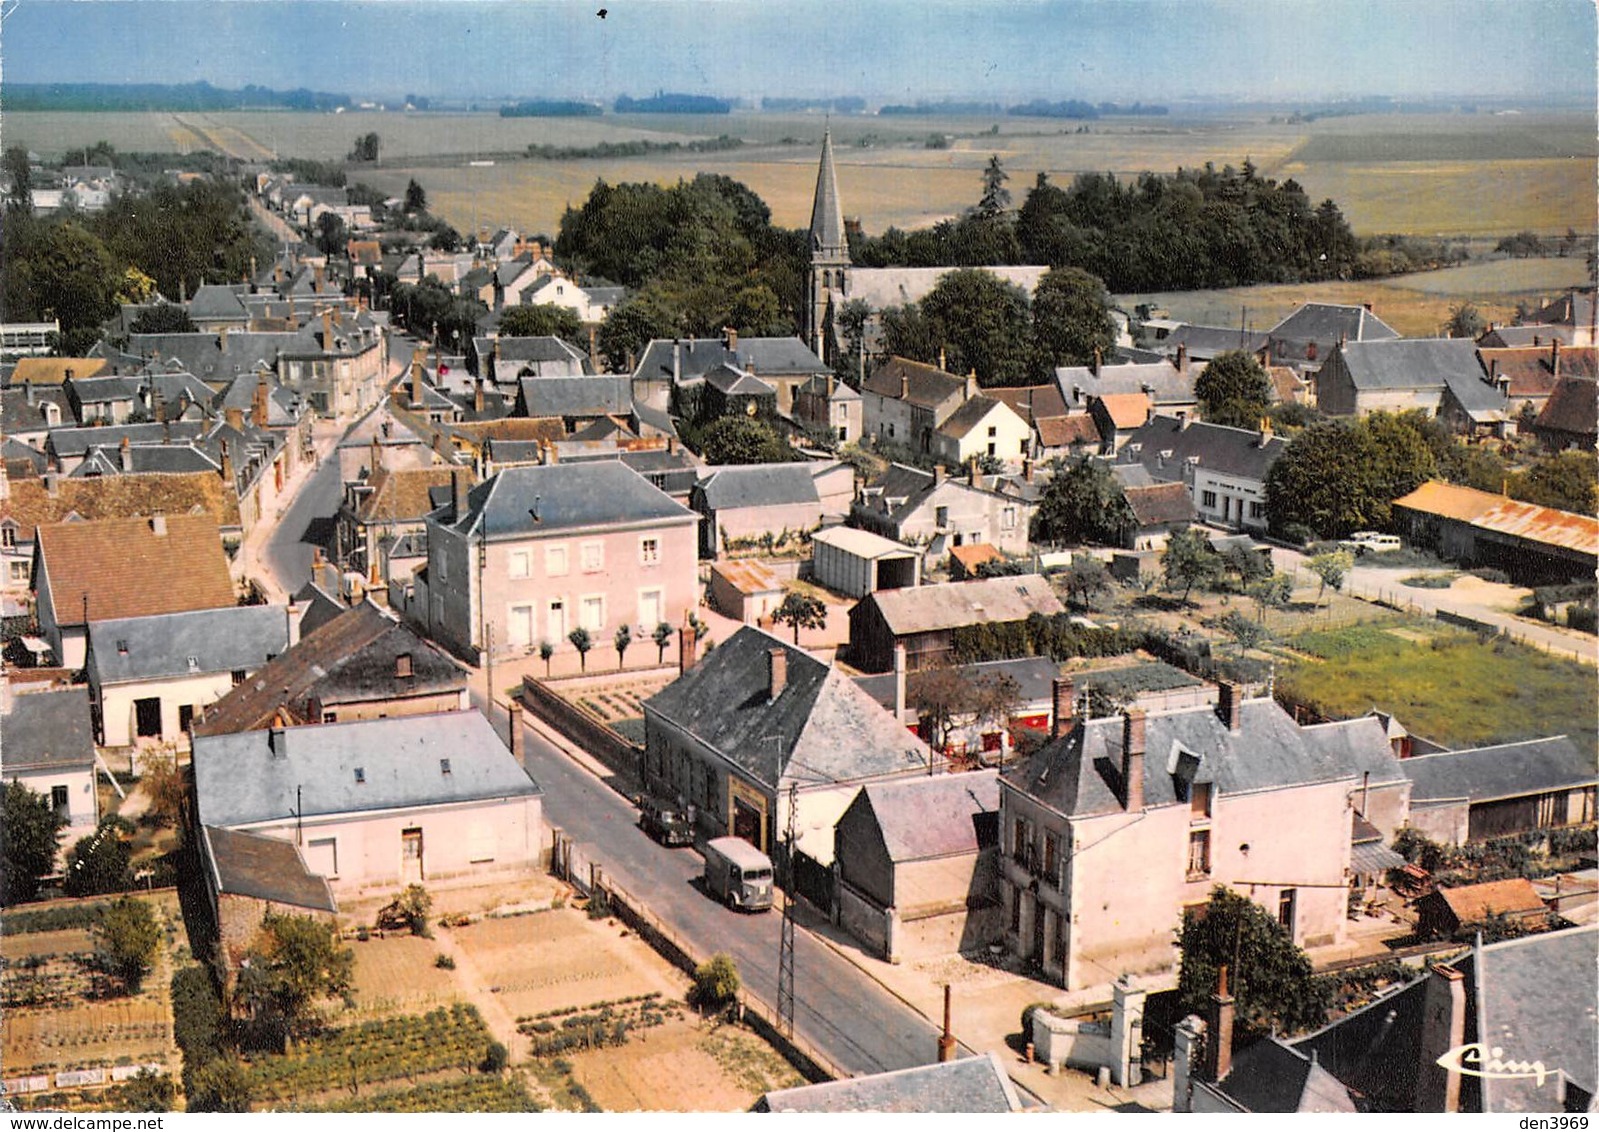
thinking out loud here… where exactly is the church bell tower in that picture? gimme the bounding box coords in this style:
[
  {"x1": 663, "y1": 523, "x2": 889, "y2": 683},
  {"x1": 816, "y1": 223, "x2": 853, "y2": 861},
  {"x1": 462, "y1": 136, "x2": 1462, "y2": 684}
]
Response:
[{"x1": 806, "y1": 129, "x2": 851, "y2": 363}]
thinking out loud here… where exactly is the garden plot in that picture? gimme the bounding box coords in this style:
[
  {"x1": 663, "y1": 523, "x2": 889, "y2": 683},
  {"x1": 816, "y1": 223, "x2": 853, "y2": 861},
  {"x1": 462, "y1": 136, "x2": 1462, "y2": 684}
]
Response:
[
  {"x1": 563, "y1": 1016, "x2": 805, "y2": 1112},
  {"x1": 347, "y1": 932, "x2": 463, "y2": 1020}
]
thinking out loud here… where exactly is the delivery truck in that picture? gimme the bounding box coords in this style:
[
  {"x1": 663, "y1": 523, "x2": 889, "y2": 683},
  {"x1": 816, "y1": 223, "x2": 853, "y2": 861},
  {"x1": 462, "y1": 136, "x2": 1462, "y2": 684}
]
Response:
[{"x1": 702, "y1": 837, "x2": 774, "y2": 912}]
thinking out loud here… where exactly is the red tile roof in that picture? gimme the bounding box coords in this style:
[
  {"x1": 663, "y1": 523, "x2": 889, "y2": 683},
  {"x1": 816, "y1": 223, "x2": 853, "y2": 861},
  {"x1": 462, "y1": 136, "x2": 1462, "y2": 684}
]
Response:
[{"x1": 35, "y1": 513, "x2": 236, "y2": 624}]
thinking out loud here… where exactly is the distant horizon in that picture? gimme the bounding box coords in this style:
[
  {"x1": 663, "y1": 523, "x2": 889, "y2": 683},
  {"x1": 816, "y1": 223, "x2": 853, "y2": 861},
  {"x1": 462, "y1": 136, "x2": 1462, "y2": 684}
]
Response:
[{"x1": 5, "y1": 0, "x2": 1595, "y2": 108}]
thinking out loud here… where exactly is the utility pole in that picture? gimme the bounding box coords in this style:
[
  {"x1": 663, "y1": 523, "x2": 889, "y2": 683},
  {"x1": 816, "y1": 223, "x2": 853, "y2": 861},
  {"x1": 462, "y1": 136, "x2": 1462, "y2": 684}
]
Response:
[
  {"x1": 777, "y1": 779, "x2": 798, "y2": 1038},
  {"x1": 478, "y1": 539, "x2": 494, "y2": 709}
]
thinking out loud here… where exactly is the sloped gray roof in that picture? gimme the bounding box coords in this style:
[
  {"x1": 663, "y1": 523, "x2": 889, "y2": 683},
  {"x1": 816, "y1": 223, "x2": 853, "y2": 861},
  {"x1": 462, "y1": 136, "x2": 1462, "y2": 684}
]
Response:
[
  {"x1": 1336, "y1": 337, "x2": 1481, "y2": 390},
  {"x1": 126, "y1": 329, "x2": 318, "y2": 380},
  {"x1": 187, "y1": 284, "x2": 249, "y2": 321},
  {"x1": 1162, "y1": 325, "x2": 1269, "y2": 358},
  {"x1": 1118, "y1": 416, "x2": 1286, "y2": 484},
  {"x1": 645, "y1": 626, "x2": 931, "y2": 790},
  {"x1": 1474, "y1": 925, "x2": 1598, "y2": 1111},
  {"x1": 1444, "y1": 369, "x2": 1510, "y2": 420},
  {"x1": 1007, "y1": 698, "x2": 1400, "y2": 819},
  {"x1": 89, "y1": 605, "x2": 289, "y2": 684},
  {"x1": 516, "y1": 375, "x2": 630, "y2": 418},
  {"x1": 445, "y1": 461, "x2": 694, "y2": 539},
  {"x1": 1, "y1": 387, "x2": 73, "y2": 435},
  {"x1": 808, "y1": 129, "x2": 848, "y2": 256},
  {"x1": 939, "y1": 395, "x2": 1015, "y2": 440},
  {"x1": 696, "y1": 463, "x2": 820, "y2": 510},
  {"x1": 760, "y1": 1052, "x2": 1024, "y2": 1112},
  {"x1": 864, "y1": 575, "x2": 1063, "y2": 636},
  {"x1": 0, "y1": 688, "x2": 96, "y2": 772},
  {"x1": 1268, "y1": 303, "x2": 1400, "y2": 345},
  {"x1": 633, "y1": 337, "x2": 827, "y2": 383},
  {"x1": 193, "y1": 711, "x2": 540, "y2": 828},
  {"x1": 473, "y1": 335, "x2": 587, "y2": 366},
  {"x1": 1217, "y1": 1037, "x2": 1357, "y2": 1112},
  {"x1": 859, "y1": 769, "x2": 1000, "y2": 862},
  {"x1": 47, "y1": 421, "x2": 207, "y2": 458},
  {"x1": 704, "y1": 363, "x2": 777, "y2": 397},
  {"x1": 201, "y1": 825, "x2": 337, "y2": 912},
  {"x1": 1056, "y1": 359, "x2": 1196, "y2": 407},
  {"x1": 1401, "y1": 736, "x2": 1594, "y2": 803}
]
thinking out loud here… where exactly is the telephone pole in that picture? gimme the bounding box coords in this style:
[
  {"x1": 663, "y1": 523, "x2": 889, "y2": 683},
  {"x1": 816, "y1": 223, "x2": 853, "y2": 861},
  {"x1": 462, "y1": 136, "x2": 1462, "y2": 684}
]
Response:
[{"x1": 776, "y1": 780, "x2": 798, "y2": 1038}]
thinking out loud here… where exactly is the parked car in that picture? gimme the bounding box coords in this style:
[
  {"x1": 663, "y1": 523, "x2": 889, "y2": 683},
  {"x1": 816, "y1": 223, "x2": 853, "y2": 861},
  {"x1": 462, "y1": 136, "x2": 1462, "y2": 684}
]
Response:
[
  {"x1": 1339, "y1": 531, "x2": 1402, "y2": 555},
  {"x1": 639, "y1": 796, "x2": 695, "y2": 846},
  {"x1": 703, "y1": 837, "x2": 774, "y2": 912}
]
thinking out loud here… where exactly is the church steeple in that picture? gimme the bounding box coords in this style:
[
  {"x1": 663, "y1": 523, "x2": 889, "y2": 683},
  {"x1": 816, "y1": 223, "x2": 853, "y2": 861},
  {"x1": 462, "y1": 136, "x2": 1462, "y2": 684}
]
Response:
[{"x1": 806, "y1": 129, "x2": 851, "y2": 360}]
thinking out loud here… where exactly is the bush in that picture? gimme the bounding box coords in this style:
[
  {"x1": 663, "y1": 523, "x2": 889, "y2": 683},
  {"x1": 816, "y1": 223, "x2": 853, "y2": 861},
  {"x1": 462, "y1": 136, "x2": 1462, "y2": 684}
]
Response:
[
  {"x1": 1549, "y1": 825, "x2": 1597, "y2": 857},
  {"x1": 1568, "y1": 605, "x2": 1597, "y2": 634},
  {"x1": 1467, "y1": 567, "x2": 1510, "y2": 584},
  {"x1": 586, "y1": 891, "x2": 612, "y2": 920},
  {"x1": 1281, "y1": 522, "x2": 1318, "y2": 547},
  {"x1": 434, "y1": 953, "x2": 456, "y2": 970},
  {"x1": 1400, "y1": 572, "x2": 1455, "y2": 589},
  {"x1": 480, "y1": 1040, "x2": 509, "y2": 1073},
  {"x1": 1019, "y1": 1000, "x2": 1057, "y2": 1039},
  {"x1": 689, "y1": 953, "x2": 740, "y2": 1012}
]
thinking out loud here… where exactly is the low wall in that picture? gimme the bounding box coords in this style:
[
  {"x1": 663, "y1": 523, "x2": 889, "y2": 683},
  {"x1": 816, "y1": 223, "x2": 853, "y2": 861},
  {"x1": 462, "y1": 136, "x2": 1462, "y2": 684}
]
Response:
[
  {"x1": 1032, "y1": 1009, "x2": 1115, "y2": 1076},
  {"x1": 519, "y1": 675, "x2": 641, "y2": 784}
]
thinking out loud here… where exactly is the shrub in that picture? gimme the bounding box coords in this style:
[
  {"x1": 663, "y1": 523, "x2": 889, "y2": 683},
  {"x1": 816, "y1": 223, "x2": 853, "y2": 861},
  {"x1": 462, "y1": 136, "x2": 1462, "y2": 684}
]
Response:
[
  {"x1": 1467, "y1": 567, "x2": 1510, "y2": 584},
  {"x1": 480, "y1": 1040, "x2": 509, "y2": 1073},
  {"x1": 1400, "y1": 572, "x2": 1455, "y2": 589},
  {"x1": 586, "y1": 891, "x2": 612, "y2": 919},
  {"x1": 1019, "y1": 1000, "x2": 1057, "y2": 1039},
  {"x1": 689, "y1": 953, "x2": 740, "y2": 1012},
  {"x1": 1568, "y1": 605, "x2": 1598, "y2": 634},
  {"x1": 1549, "y1": 825, "x2": 1598, "y2": 857},
  {"x1": 434, "y1": 953, "x2": 456, "y2": 970}
]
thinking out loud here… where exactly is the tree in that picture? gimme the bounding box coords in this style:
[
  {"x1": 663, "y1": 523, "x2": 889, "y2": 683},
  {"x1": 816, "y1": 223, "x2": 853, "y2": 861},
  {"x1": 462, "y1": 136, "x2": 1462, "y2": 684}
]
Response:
[
  {"x1": 314, "y1": 211, "x2": 347, "y2": 257},
  {"x1": 139, "y1": 748, "x2": 189, "y2": 828},
  {"x1": 909, "y1": 664, "x2": 972, "y2": 753},
  {"x1": 1246, "y1": 572, "x2": 1293, "y2": 624},
  {"x1": 497, "y1": 303, "x2": 583, "y2": 341},
  {"x1": 1177, "y1": 887, "x2": 1330, "y2": 1043},
  {"x1": 977, "y1": 154, "x2": 1012, "y2": 217},
  {"x1": 613, "y1": 623, "x2": 633, "y2": 668},
  {"x1": 392, "y1": 884, "x2": 432, "y2": 936},
  {"x1": 116, "y1": 1068, "x2": 175, "y2": 1112},
  {"x1": 1220, "y1": 609, "x2": 1268, "y2": 652},
  {"x1": 652, "y1": 621, "x2": 673, "y2": 665},
  {"x1": 567, "y1": 627, "x2": 593, "y2": 672},
  {"x1": 1031, "y1": 267, "x2": 1116, "y2": 369},
  {"x1": 1223, "y1": 545, "x2": 1272, "y2": 592},
  {"x1": 348, "y1": 132, "x2": 380, "y2": 163},
  {"x1": 1306, "y1": 551, "x2": 1353, "y2": 604},
  {"x1": 699, "y1": 415, "x2": 789, "y2": 465},
  {"x1": 236, "y1": 911, "x2": 355, "y2": 1047},
  {"x1": 1195, "y1": 350, "x2": 1273, "y2": 430},
  {"x1": 1516, "y1": 450, "x2": 1598, "y2": 515},
  {"x1": 1062, "y1": 556, "x2": 1113, "y2": 610},
  {"x1": 917, "y1": 269, "x2": 1035, "y2": 386},
  {"x1": 1444, "y1": 301, "x2": 1485, "y2": 339},
  {"x1": 4, "y1": 145, "x2": 34, "y2": 213},
  {"x1": 94, "y1": 895, "x2": 161, "y2": 992},
  {"x1": 690, "y1": 952, "x2": 741, "y2": 1013},
  {"x1": 404, "y1": 178, "x2": 428, "y2": 214},
  {"x1": 128, "y1": 304, "x2": 197, "y2": 336},
  {"x1": 187, "y1": 1054, "x2": 253, "y2": 1112},
  {"x1": 1163, "y1": 527, "x2": 1221, "y2": 603},
  {"x1": 2, "y1": 780, "x2": 66, "y2": 903},
  {"x1": 539, "y1": 639, "x2": 555, "y2": 677},
  {"x1": 771, "y1": 590, "x2": 827, "y2": 645},
  {"x1": 64, "y1": 815, "x2": 134, "y2": 897},
  {"x1": 1264, "y1": 415, "x2": 1435, "y2": 539},
  {"x1": 1029, "y1": 457, "x2": 1134, "y2": 546},
  {"x1": 596, "y1": 291, "x2": 678, "y2": 371}
]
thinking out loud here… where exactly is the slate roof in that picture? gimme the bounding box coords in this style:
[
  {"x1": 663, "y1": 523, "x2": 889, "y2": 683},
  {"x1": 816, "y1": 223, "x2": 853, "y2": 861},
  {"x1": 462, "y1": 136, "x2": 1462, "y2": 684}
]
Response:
[
  {"x1": 1441, "y1": 368, "x2": 1510, "y2": 421},
  {"x1": 516, "y1": 375, "x2": 631, "y2": 419},
  {"x1": 1533, "y1": 290, "x2": 1596, "y2": 330},
  {"x1": 810, "y1": 525, "x2": 917, "y2": 560},
  {"x1": 2, "y1": 471, "x2": 241, "y2": 531},
  {"x1": 863, "y1": 356, "x2": 966, "y2": 408},
  {"x1": 1267, "y1": 303, "x2": 1400, "y2": 345},
  {"x1": 125, "y1": 330, "x2": 317, "y2": 381},
  {"x1": 444, "y1": 462, "x2": 694, "y2": 540},
  {"x1": 35, "y1": 514, "x2": 236, "y2": 624},
  {"x1": 864, "y1": 575, "x2": 1064, "y2": 636},
  {"x1": 759, "y1": 1052, "x2": 1024, "y2": 1112},
  {"x1": 1216, "y1": 1038, "x2": 1357, "y2": 1113},
  {"x1": 201, "y1": 825, "x2": 337, "y2": 912},
  {"x1": 1479, "y1": 324, "x2": 1574, "y2": 348},
  {"x1": 696, "y1": 464, "x2": 819, "y2": 510},
  {"x1": 644, "y1": 625, "x2": 932, "y2": 790},
  {"x1": 856, "y1": 770, "x2": 1000, "y2": 863},
  {"x1": 632, "y1": 337, "x2": 827, "y2": 384},
  {"x1": 1162, "y1": 324, "x2": 1270, "y2": 359},
  {"x1": 194, "y1": 602, "x2": 466, "y2": 737},
  {"x1": 846, "y1": 266, "x2": 1049, "y2": 312},
  {"x1": 1117, "y1": 416, "x2": 1286, "y2": 483},
  {"x1": 1474, "y1": 925, "x2": 1598, "y2": 1112},
  {"x1": 808, "y1": 129, "x2": 848, "y2": 255},
  {"x1": 1534, "y1": 375, "x2": 1598, "y2": 437},
  {"x1": 1, "y1": 387, "x2": 74, "y2": 436},
  {"x1": 703, "y1": 363, "x2": 776, "y2": 397},
  {"x1": 1401, "y1": 736, "x2": 1595, "y2": 804},
  {"x1": 193, "y1": 712, "x2": 539, "y2": 828},
  {"x1": 1006, "y1": 697, "x2": 1401, "y2": 820},
  {"x1": 0, "y1": 688, "x2": 95, "y2": 771},
  {"x1": 989, "y1": 383, "x2": 1068, "y2": 421},
  {"x1": 939, "y1": 395, "x2": 1018, "y2": 440},
  {"x1": 186, "y1": 284, "x2": 249, "y2": 321},
  {"x1": 88, "y1": 605, "x2": 289, "y2": 684},
  {"x1": 1058, "y1": 360, "x2": 1194, "y2": 408},
  {"x1": 1334, "y1": 337, "x2": 1481, "y2": 390}
]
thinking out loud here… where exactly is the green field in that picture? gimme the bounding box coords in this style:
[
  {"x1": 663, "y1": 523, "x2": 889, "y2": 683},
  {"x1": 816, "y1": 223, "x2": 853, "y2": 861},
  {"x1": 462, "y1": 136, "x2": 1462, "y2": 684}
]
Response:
[{"x1": 9, "y1": 108, "x2": 1594, "y2": 240}]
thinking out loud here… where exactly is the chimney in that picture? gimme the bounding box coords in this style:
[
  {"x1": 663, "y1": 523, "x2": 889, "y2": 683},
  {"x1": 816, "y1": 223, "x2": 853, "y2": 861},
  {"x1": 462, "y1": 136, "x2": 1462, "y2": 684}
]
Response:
[
  {"x1": 933, "y1": 464, "x2": 947, "y2": 486},
  {"x1": 672, "y1": 339, "x2": 682, "y2": 385},
  {"x1": 219, "y1": 439, "x2": 234, "y2": 487},
  {"x1": 900, "y1": 371, "x2": 910, "y2": 399},
  {"x1": 767, "y1": 646, "x2": 788, "y2": 700},
  {"x1": 219, "y1": 325, "x2": 230, "y2": 351},
  {"x1": 508, "y1": 701, "x2": 524, "y2": 763},
  {"x1": 937, "y1": 984, "x2": 956, "y2": 1063},
  {"x1": 411, "y1": 353, "x2": 425, "y2": 407},
  {"x1": 119, "y1": 437, "x2": 132, "y2": 472},
  {"x1": 1206, "y1": 966, "x2": 1235, "y2": 1083},
  {"x1": 1021, "y1": 457, "x2": 1033, "y2": 483},
  {"x1": 1217, "y1": 680, "x2": 1242, "y2": 733},
  {"x1": 225, "y1": 406, "x2": 245, "y2": 432},
  {"x1": 1363, "y1": 301, "x2": 1373, "y2": 313},
  {"x1": 1092, "y1": 347, "x2": 1102, "y2": 376},
  {"x1": 965, "y1": 371, "x2": 978, "y2": 400},
  {"x1": 893, "y1": 643, "x2": 907, "y2": 722},
  {"x1": 1416, "y1": 963, "x2": 1466, "y2": 1112},
  {"x1": 938, "y1": 346, "x2": 947, "y2": 372},
  {"x1": 450, "y1": 467, "x2": 467, "y2": 521},
  {"x1": 322, "y1": 309, "x2": 333, "y2": 349},
  {"x1": 24, "y1": 379, "x2": 34, "y2": 407},
  {"x1": 150, "y1": 513, "x2": 167, "y2": 537},
  {"x1": 286, "y1": 597, "x2": 303, "y2": 646},
  {"x1": 314, "y1": 264, "x2": 325, "y2": 292},
  {"x1": 724, "y1": 326, "x2": 739, "y2": 354},
  {"x1": 44, "y1": 471, "x2": 59, "y2": 498},
  {"x1": 252, "y1": 375, "x2": 270, "y2": 426},
  {"x1": 369, "y1": 435, "x2": 383, "y2": 479},
  {"x1": 1172, "y1": 1015, "x2": 1206, "y2": 1113},
  {"x1": 268, "y1": 725, "x2": 285, "y2": 757},
  {"x1": 1552, "y1": 338, "x2": 1561, "y2": 375},
  {"x1": 474, "y1": 376, "x2": 486, "y2": 414},
  {"x1": 1176, "y1": 343, "x2": 1188, "y2": 372},
  {"x1": 1051, "y1": 676, "x2": 1074, "y2": 740},
  {"x1": 1121, "y1": 708, "x2": 1146, "y2": 811},
  {"x1": 679, "y1": 616, "x2": 698, "y2": 675}
]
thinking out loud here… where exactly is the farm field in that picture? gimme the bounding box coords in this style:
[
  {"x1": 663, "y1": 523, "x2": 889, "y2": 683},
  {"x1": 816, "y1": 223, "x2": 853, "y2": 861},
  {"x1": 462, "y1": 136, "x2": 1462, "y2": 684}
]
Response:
[
  {"x1": 346, "y1": 932, "x2": 464, "y2": 1021},
  {"x1": 9, "y1": 108, "x2": 1592, "y2": 238}
]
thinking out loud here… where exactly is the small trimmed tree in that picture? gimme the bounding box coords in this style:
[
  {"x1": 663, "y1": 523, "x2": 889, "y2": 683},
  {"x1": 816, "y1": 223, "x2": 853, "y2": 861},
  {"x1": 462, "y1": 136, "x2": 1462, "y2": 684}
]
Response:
[
  {"x1": 1247, "y1": 572, "x2": 1294, "y2": 625},
  {"x1": 1063, "y1": 556, "x2": 1112, "y2": 610},
  {"x1": 1163, "y1": 527, "x2": 1221, "y2": 604},
  {"x1": 539, "y1": 639, "x2": 555, "y2": 677},
  {"x1": 772, "y1": 590, "x2": 827, "y2": 644},
  {"x1": 613, "y1": 624, "x2": 633, "y2": 668},
  {"x1": 236, "y1": 911, "x2": 355, "y2": 1048},
  {"x1": 2, "y1": 780, "x2": 66, "y2": 903},
  {"x1": 1306, "y1": 550, "x2": 1353, "y2": 605},
  {"x1": 64, "y1": 815, "x2": 135, "y2": 897},
  {"x1": 95, "y1": 895, "x2": 161, "y2": 992},
  {"x1": 652, "y1": 621, "x2": 673, "y2": 664},
  {"x1": 690, "y1": 952, "x2": 741, "y2": 1014},
  {"x1": 567, "y1": 627, "x2": 593, "y2": 672},
  {"x1": 1195, "y1": 350, "x2": 1272, "y2": 430}
]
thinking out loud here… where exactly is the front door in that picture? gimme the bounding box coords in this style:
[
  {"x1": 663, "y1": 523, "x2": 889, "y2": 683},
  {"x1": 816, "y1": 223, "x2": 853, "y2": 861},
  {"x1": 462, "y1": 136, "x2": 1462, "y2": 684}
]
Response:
[
  {"x1": 134, "y1": 697, "x2": 162, "y2": 739},
  {"x1": 401, "y1": 827, "x2": 424, "y2": 883},
  {"x1": 732, "y1": 798, "x2": 762, "y2": 850}
]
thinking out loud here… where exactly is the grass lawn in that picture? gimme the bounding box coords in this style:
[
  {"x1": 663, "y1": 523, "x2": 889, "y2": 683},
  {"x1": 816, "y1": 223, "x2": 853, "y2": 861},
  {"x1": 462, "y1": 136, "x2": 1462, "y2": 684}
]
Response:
[{"x1": 1278, "y1": 622, "x2": 1597, "y2": 752}]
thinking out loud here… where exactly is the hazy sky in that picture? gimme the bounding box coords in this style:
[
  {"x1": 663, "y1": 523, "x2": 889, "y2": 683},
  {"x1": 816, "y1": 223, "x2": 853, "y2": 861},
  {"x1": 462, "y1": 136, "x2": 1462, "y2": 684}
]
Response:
[{"x1": 4, "y1": 0, "x2": 1595, "y2": 105}]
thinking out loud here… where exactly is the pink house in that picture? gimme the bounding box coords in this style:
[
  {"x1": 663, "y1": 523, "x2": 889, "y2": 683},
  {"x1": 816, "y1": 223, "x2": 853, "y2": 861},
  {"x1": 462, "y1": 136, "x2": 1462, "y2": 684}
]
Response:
[{"x1": 421, "y1": 462, "x2": 699, "y2": 665}]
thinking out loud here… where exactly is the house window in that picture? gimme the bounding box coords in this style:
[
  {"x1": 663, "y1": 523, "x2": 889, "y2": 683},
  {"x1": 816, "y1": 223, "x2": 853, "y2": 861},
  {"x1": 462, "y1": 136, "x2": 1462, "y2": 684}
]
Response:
[
  {"x1": 323, "y1": 711, "x2": 337, "y2": 723},
  {"x1": 1013, "y1": 817, "x2": 1030, "y2": 864},
  {"x1": 51, "y1": 785, "x2": 69, "y2": 814},
  {"x1": 581, "y1": 541, "x2": 603, "y2": 573},
  {"x1": 0, "y1": 525, "x2": 15, "y2": 549},
  {"x1": 1043, "y1": 832, "x2": 1059, "y2": 882},
  {"x1": 987, "y1": 442, "x2": 997, "y2": 457},
  {"x1": 396, "y1": 653, "x2": 413, "y2": 678},
  {"x1": 886, "y1": 423, "x2": 895, "y2": 439},
  {"x1": 9, "y1": 561, "x2": 29, "y2": 584},
  {"x1": 231, "y1": 669, "x2": 247, "y2": 686},
  {"x1": 1278, "y1": 888, "x2": 1297, "y2": 934},
  {"x1": 987, "y1": 425, "x2": 997, "y2": 437},
  {"x1": 546, "y1": 545, "x2": 569, "y2": 577},
  {"x1": 440, "y1": 758, "x2": 452, "y2": 776},
  {"x1": 935, "y1": 506, "x2": 949, "y2": 527},
  {"x1": 1187, "y1": 829, "x2": 1211, "y2": 879},
  {"x1": 186, "y1": 655, "x2": 200, "y2": 672},
  {"x1": 1010, "y1": 890, "x2": 1021, "y2": 933},
  {"x1": 640, "y1": 536, "x2": 661, "y2": 565},
  {"x1": 1248, "y1": 501, "x2": 1265, "y2": 520},
  {"x1": 548, "y1": 598, "x2": 567, "y2": 640},
  {"x1": 1201, "y1": 490, "x2": 1218, "y2": 509},
  {"x1": 637, "y1": 588, "x2": 663, "y2": 630},
  {"x1": 1001, "y1": 506, "x2": 1017, "y2": 532},
  {"x1": 581, "y1": 595, "x2": 605, "y2": 631},
  {"x1": 1190, "y1": 782, "x2": 1212, "y2": 821},
  {"x1": 354, "y1": 767, "x2": 366, "y2": 784},
  {"x1": 508, "y1": 550, "x2": 531, "y2": 578}
]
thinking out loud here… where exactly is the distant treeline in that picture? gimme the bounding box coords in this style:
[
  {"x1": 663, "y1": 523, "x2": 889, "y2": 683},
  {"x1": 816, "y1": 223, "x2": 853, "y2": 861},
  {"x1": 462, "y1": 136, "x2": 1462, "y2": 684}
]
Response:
[
  {"x1": 879, "y1": 100, "x2": 1004, "y2": 116},
  {"x1": 525, "y1": 136, "x2": 744, "y2": 160},
  {"x1": 1010, "y1": 99, "x2": 1169, "y2": 118},
  {"x1": 498, "y1": 100, "x2": 603, "y2": 118},
  {"x1": 761, "y1": 97, "x2": 867, "y2": 113},
  {"x1": 614, "y1": 93, "x2": 732, "y2": 114},
  {"x1": 5, "y1": 81, "x2": 349, "y2": 112}
]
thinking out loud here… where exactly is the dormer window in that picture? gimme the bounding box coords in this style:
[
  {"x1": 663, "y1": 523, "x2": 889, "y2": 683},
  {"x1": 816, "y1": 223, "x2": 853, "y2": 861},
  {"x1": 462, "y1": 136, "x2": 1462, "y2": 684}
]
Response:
[
  {"x1": 186, "y1": 655, "x2": 200, "y2": 672},
  {"x1": 440, "y1": 758, "x2": 452, "y2": 776},
  {"x1": 0, "y1": 524, "x2": 16, "y2": 550},
  {"x1": 395, "y1": 653, "x2": 413, "y2": 679},
  {"x1": 354, "y1": 767, "x2": 366, "y2": 784},
  {"x1": 117, "y1": 639, "x2": 129, "y2": 655}
]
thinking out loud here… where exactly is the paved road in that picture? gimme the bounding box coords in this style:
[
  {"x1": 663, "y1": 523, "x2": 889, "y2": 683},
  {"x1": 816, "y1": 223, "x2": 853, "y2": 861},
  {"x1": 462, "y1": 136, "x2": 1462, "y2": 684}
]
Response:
[
  {"x1": 259, "y1": 432, "x2": 345, "y2": 596},
  {"x1": 472, "y1": 689, "x2": 957, "y2": 1078}
]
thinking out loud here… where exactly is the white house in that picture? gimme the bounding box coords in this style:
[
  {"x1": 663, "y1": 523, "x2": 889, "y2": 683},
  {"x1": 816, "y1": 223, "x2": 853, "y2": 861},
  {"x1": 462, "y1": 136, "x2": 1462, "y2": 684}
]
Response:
[{"x1": 1, "y1": 686, "x2": 99, "y2": 830}]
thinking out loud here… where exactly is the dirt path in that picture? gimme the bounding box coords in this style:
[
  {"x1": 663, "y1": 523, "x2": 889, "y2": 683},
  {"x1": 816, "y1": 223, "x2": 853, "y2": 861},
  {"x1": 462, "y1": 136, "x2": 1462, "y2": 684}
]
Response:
[{"x1": 429, "y1": 926, "x2": 529, "y2": 1066}]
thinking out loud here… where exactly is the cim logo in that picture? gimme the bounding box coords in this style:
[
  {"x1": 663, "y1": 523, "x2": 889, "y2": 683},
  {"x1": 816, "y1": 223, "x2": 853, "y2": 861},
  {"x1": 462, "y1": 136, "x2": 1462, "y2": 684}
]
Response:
[{"x1": 1437, "y1": 1043, "x2": 1554, "y2": 1086}]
